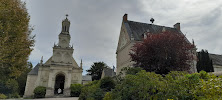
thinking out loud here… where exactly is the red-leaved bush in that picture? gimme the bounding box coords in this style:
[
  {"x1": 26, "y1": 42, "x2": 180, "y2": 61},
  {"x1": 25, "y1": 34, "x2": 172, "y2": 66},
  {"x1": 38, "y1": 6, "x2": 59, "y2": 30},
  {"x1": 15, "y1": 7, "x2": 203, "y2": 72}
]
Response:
[{"x1": 130, "y1": 31, "x2": 194, "y2": 74}]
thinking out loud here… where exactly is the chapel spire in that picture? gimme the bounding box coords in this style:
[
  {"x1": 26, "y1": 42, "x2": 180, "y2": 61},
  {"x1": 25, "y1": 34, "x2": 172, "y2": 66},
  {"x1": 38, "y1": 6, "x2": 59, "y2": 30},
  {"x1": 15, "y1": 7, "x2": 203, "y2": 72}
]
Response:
[
  {"x1": 61, "y1": 14, "x2": 70, "y2": 34},
  {"x1": 57, "y1": 15, "x2": 71, "y2": 48}
]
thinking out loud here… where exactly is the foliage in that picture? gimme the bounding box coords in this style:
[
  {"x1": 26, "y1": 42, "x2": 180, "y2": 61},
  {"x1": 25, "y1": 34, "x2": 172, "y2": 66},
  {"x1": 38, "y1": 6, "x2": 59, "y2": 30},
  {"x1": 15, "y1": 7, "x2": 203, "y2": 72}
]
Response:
[
  {"x1": 100, "y1": 77, "x2": 116, "y2": 91},
  {"x1": 196, "y1": 49, "x2": 214, "y2": 72},
  {"x1": 81, "y1": 70, "x2": 222, "y2": 100},
  {"x1": 5, "y1": 79, "x2": 19, "y2": 95},
  {"x1": 0, "y1": 93, "x2": 7, "y2": 99},
  {"x1": 33, "y1": 86, "x2": 46, "y2": 98},
  {"x1": 88, "y1": 88, "x2": 104, "y2": 100},
  {"x1": 0, "y1": 0, "x2": 34, "y2": 97},
  {"x1": 0, "y1": 0, "x2": 35, "y2": 79},
  {"x1": 0, "y1": 62, "x2": 32, "y2": 97},
  {"x1": 79, "y1": 77, "x2": 116, "y2": 100},
  {"x1": 79, "y1": 80, "x2": 102, "y2": 100},
  {"x1": 7, "y1": 93, "x2": 20, "y2": 98},
  {"x1": 87, "y1": 62, "x2": 108, "y2": 81},
  {"x1": 0, "y1": 79, "x2": 19, "y2": 96},
  {"x1": 121, "y1": 67, "x2": 143, "y2": 75},
  {"x1": 16, "y1": 62, "x2": 33, "y2": 96},
  {"x1": 111, "y1": 70, "x2": 165, "y2": 100},
  {"x1": 103, "y1": 92, "x2": 113, "y2": 100},
  {"x1": 107, "y1": 70, "x2": 222, "y2": 100},
  {"x1": 130, "y1": 31, "x2": 194, "y2": 74},
  {"x1": 70, "y1": 84, "x2": 83, "y2": 97}
]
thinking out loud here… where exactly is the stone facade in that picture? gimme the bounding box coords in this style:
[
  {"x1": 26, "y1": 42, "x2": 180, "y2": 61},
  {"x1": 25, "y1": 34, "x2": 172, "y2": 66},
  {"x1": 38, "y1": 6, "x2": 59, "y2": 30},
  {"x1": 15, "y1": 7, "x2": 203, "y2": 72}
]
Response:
[
  {"x1": 24, "y1": 16, "x2": 82, "y2": 98},
  {"x1": 213, "y1": 65, "x2": 222, "y2": 72},
  {"x1": 116, "y1": 14, "x2": 197, "y2": 75}
]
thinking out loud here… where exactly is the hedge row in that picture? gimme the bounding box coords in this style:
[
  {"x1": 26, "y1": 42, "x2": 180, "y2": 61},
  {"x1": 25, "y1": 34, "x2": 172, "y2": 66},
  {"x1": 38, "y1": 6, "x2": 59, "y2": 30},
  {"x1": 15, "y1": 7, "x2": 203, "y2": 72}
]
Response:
[{"x1": 105, "y1": 70, "x2": 222, "y2": 100}]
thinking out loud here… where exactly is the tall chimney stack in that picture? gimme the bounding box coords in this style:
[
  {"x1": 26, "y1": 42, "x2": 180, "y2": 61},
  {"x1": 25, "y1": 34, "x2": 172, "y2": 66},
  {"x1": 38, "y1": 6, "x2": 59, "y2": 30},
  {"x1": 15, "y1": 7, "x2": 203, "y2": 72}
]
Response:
[
  {"x1": 174, "y1": 23, "x2": 180, "y2": 31},
  {"x1": 123, "y1": 14, "x2": 128, "y2": 22}
]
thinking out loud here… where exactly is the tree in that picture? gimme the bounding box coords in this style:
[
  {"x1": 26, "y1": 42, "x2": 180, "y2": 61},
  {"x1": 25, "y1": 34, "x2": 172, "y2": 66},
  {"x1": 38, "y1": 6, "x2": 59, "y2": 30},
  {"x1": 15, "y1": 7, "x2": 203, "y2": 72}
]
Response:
[
  {"x1": 130, "y1": 31, "x2": 194, "y2": 74},
  {"x1": 0, "y1": 0, "x2": 34, "y2": 96},
  {"x1": 16, "y1": 62, "x2": 33, "y2": 96},
  {"x1": 0, "y1": 0, "x2": 34, "y2": 80},
  {"x1": 87, "y1": 62, "x2": 108, "y2": 81},
  {"x1": 196, "y1": 50, "x2": 214, "y2": 72}
]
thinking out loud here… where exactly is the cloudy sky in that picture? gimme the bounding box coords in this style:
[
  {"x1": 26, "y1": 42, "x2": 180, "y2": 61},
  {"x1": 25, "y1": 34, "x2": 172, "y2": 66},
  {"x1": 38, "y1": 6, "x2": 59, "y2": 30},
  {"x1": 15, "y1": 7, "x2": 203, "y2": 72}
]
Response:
[{"x1": 22, "y1": 0, "x2": 222, "y2": 75}]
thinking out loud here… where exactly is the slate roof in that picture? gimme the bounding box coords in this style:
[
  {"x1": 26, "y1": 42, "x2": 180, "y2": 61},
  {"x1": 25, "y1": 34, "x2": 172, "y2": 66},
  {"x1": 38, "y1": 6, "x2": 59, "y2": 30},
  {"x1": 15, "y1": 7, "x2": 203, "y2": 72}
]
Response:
[
  {"x1": 125, "y1": 20, "x2": 181, "y2": 41},
  {"x1": 102, "y1": 67, "x2": 116, "y2": 77},
  {"x1": 82, "y1": 75, "x2": 92, "y2": 81},
  {"x1": 209, "y1": 54, "x2": 222, "y2": 66},
  {"x1": 28, "y1": 63, "x2": 40, "y2": 75}
]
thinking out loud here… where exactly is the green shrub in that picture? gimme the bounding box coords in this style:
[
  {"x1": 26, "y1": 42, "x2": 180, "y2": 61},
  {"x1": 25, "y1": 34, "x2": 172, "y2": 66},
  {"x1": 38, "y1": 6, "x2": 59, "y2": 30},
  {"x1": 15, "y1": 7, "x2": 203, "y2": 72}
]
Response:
[
  {"x1": 103, "y1": 92, "x2": 113, "y2": 100},
  {"x1": 79, "y1": 70, "x2": 222, "y2": 100},
  {"x1": 33, "y1": 86, "x2": 46, "y2": 98},
  {"x1": 109, "y1": 70, "x2": 222, "y2": 100},
  {"x1": 79, "y1": 80, "x2": 106, "y2": 100},
  {"x1": 0, "y1": 93, "x2": 7, "y2": 99},
  {"x1": 5, "y1": 79, "x2": 19, "y2": 95},
  {"x1": 70, "y1": 84, "x2": 83, "y2": 97},
  {"x1": 111, "y1": 70, "x2": 165, "y2": 100},
  {"x1": 100, "y1": 77, "x2": 115, "y2": 91},
  {"x1": 88, "y1": 88, "x2": 104, "y2": 100},
  {"x1": 7, "y1": 93, "x2": 20, "y2": 98},
  {"x1": 79, "y1": 81, "x2": 100, "y2": 100},
  {"x1": 125, "y1": 67, "x2": 143, "y2": 75}
]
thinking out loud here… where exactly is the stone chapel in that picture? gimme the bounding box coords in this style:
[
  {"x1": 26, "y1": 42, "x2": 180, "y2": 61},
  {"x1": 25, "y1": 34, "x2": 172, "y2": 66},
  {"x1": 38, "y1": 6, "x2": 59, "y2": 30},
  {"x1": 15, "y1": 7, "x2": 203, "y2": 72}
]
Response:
[{"x1": 24, "y1": 15, "x2": 83, "y2": 97}]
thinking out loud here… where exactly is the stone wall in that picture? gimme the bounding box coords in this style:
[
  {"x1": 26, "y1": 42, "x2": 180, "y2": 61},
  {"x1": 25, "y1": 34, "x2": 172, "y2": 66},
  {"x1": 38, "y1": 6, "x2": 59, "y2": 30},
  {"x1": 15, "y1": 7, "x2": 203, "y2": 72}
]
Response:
[
  {"x1": 116, "y1": 42, "x2": 134, "y2": 75},
  {"x1": 213, "y1": 65, "x2": 222, "y2": 72},
  {"x1": 23, "y1": 75, "x2": 37, "y2": 97}
]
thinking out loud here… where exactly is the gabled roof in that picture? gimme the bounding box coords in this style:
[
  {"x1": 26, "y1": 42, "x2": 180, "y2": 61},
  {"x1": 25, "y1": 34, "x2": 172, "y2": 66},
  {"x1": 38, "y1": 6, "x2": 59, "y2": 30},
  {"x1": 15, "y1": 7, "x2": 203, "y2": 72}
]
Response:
[
  {"x1": 124, "y1": 20, "x2": 181, "y2": 41},
  {"x1": 28, "y1": 63, "x2": 40, "y2": 75},
  {"x1": 102, "y1": 67, "x2": 116, "y2": 77},
  {"x1": 209, "y1": 54, "x2": 222, "y2": 66}
]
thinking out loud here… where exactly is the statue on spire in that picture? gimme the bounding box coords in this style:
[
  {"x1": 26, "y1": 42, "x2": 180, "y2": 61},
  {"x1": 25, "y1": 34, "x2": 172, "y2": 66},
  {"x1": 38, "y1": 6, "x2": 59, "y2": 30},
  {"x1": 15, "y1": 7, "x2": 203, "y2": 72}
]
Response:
[
  {"x1": 40, "y1": 56, "x2": 43, "y2": 65},
  {"x1": 61, "y1": 14, "x2": 70, "y2": 33}
]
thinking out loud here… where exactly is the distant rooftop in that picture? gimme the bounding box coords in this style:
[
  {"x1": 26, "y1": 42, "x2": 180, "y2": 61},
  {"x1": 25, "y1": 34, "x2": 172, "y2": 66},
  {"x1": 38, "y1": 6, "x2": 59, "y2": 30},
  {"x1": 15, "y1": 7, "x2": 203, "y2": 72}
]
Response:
[
  {"x1": 209, "y1": 53, "x2": 222, "y2": 66},
  {"x1": 28, "y1": 63, "x2": 40, "y2": 75}
]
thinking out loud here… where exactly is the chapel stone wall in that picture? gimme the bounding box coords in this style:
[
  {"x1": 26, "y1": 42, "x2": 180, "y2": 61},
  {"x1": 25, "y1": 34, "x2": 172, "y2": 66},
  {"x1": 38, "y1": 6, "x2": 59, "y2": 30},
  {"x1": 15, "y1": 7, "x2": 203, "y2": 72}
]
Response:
[{"x1": 23, "y1": 75, "x2": 37, "y2": 97}]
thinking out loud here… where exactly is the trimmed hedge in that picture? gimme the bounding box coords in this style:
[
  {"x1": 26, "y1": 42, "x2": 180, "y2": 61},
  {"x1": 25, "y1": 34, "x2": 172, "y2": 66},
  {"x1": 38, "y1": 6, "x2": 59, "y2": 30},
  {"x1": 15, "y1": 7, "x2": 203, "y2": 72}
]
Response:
[
  {"x1": 33, "y1": 86, "x2": 46, "y2": 98},
  {"x1": 70, "y1": 84, "x2": 83, "y2": 97}
]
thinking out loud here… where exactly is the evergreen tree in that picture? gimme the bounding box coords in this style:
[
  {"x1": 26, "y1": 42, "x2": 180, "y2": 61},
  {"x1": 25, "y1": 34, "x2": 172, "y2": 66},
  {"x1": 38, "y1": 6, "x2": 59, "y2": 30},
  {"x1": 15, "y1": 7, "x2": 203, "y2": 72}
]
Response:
[
  {"x1": 87, "y1": 62, "x2": 108, "y2": 81},
  {"x1": 196, "y1": 50, "x2": 214, "y2": 72}
]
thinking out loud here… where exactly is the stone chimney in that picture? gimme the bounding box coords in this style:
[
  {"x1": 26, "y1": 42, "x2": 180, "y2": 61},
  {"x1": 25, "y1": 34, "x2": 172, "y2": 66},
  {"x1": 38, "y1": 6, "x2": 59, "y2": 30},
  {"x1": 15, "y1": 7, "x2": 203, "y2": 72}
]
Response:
[
  {"x1": 162, "y1": 26, "x2": 166, "y2": 32},
  {"x1": 174, "y1": 23, "x2": 180, "y2": 31},
  {"x1": 123, "y1": 14, "x2": 128, "y2": 22}
]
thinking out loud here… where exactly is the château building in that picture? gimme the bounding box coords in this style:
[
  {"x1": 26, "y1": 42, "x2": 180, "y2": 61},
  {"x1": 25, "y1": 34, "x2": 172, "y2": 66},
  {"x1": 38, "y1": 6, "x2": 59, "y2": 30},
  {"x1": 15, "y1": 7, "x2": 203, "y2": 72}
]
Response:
[{"x1": 116, "y1": 14, "x2": 197, "y2": 75}]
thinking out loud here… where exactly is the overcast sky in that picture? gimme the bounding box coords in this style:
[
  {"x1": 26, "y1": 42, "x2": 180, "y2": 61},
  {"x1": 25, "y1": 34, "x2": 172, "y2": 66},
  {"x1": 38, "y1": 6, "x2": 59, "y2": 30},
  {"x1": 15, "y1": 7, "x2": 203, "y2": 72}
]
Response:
[{"x1": 22, "y1": 0, "x2": 222, "y2": 75}]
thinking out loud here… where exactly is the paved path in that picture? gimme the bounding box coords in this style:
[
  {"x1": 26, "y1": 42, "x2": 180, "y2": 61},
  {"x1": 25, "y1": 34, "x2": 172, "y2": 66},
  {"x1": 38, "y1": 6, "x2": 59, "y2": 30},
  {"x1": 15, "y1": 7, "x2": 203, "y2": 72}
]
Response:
[{"x1": 6, "y1": 97, "x2": 79, "y2": 100}]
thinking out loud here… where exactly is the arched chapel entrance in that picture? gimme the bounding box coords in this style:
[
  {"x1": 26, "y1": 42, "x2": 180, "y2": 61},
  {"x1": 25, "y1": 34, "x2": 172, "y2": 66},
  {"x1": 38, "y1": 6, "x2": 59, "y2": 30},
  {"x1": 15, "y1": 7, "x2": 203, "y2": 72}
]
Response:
[{"x1": 54, "y1": 74, "x2": 65, "y2": 95}]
